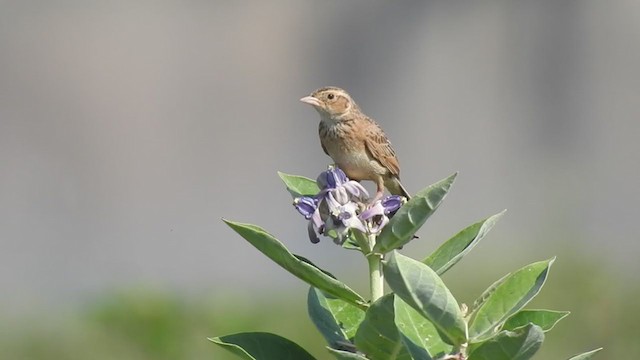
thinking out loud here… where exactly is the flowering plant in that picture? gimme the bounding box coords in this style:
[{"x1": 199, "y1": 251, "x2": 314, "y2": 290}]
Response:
[{"x1": 211, "y1": 169, "x2": 601, "y2": 360}]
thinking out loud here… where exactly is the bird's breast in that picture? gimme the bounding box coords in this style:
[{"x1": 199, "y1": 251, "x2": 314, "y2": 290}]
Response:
[{"x1": 319, "y1": 120, "x2": 387, "y2": 180}]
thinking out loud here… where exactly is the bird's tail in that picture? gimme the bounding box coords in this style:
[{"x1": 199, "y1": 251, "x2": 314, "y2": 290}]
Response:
[{"x1": 385, "y1": 177, "x2": 417, "y2": 240}]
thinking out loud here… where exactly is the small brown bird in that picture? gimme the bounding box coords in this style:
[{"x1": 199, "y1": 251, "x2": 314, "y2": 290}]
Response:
[{"x1": 300, "y1": 86, "x2": 410, "y2": 201}]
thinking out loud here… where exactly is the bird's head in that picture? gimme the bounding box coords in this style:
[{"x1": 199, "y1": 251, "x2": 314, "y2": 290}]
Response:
[{"x1": 300, "y1": 87, "x2": 357, "y2": 119}]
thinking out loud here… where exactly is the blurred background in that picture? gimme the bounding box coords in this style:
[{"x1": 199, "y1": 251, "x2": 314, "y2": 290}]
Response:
[{"x1": 1, "y1": 1, "x2": 638, "y2": 358}]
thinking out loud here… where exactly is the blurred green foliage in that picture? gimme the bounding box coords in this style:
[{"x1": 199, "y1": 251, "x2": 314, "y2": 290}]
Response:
[{"x1": 0, "y1": 253, "x2": 634, "y2": 359}]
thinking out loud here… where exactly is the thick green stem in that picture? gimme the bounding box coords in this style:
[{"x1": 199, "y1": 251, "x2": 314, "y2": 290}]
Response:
[
  {"x1": 367, "y1": 234, "x2": 384, "y2": 302},
  {"x1": 353, "y1": 231, "x2": 384, "y2": 302}
]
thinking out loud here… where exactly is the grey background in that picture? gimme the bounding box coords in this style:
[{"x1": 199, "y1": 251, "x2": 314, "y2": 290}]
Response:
[{"x1": 1, "y1": 1, "x2": 638, "y2": 312}]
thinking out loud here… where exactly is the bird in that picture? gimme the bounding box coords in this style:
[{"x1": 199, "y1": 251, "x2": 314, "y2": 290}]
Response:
[{"x1": 300, "y1": 86, "x2": 411, "y2": 201}]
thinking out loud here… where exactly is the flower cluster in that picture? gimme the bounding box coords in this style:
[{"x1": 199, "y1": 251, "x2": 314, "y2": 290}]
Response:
[{"x1": 293, "y1": 167, "x2": 405, "y2": 244}]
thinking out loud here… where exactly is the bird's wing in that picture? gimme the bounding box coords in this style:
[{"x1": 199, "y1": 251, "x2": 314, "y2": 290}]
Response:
[
  {"x1": 318, "y1": 122, "x2": 330, "y2": 156},
  {"x1": 364, "y1": 122, "x2": 400, "y2": 176},
  {"x1": 320, "y1": 141, "x2": 329, "y2": 156}
]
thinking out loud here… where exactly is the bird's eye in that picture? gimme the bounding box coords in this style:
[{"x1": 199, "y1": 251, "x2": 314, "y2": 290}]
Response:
[{"x1": 327, "y1": 93, "x2": 335, "y2": 100}]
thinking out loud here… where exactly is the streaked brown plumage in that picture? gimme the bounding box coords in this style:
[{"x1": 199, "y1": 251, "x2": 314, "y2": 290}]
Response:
[{"x1": 300, "y1": 86, "x2": 411, "y2": 201}]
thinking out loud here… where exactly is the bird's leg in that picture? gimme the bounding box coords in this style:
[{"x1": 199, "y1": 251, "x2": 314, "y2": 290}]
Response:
[
  {"x1": 372, "y1": 190, "x2": 384, "y2": 203},
  {"x1": 371, "y1": 177, "x2": 385, "y2": 204}
]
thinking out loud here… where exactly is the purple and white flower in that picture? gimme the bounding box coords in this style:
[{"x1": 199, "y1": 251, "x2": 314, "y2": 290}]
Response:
[{"x1": 293, "y1": 167, "x2": 405, "y2": 244}]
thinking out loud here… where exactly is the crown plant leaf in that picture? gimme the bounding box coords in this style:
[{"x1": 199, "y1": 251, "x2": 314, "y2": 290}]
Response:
[
  {"x1": 383, "y1": 251, "x2": 467, "y2": 346},
  {"x1": 470, "y1": 272, "x2": 510, "y2": 311},
  {"x1": 224, "y1": 220, "x2": 366, "y2": 309},
  {"x1": 307, "y1": 287, "x2": 365, "y2": 347},
  {"x1": 468, "y1": 258, "x2": 555, "y2": 342},
  {"x1": 341, "y1": 236, "x2": 362, "y2": 251},
  {"x1": 278, "y1": 171, "x2": 320, "y2": 198},
  {"x1": 566, "y1": 348, "x2": 603, "y2": 360},
  {"x1": 467, "y1": 324, "x2": 544, "y2": 360},
  {"x1": 374, "y1": 173, "x2": 457, "y2": 253},
  {"x1": 394, "y1": 296, "x2": 451, "y2": 359},
  {"x1": 327, "y1": 347, "x2": 371, "y2": 360},
  {"x1": 423, "y1": 210, "x2": 505, "y2": 275},
  {"x1": 209, "y1": 332, "x2": 316, "y2": 360},
  {"x1": 503, "y1": 309, "x2": 570, "y2": 332},
  {"x1": 354, "y1": 294, "x2": 412, "y2": 360}
]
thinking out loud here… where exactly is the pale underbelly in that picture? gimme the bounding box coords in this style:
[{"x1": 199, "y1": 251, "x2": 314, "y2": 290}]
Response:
[{"x1": 328, "y1": 148, "x2": 387, "y2": 180}]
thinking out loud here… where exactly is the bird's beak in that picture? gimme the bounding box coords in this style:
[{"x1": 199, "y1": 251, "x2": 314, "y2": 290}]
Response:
[{"x1": 300, "y1": 96, "x2": 322, "y2": 107}]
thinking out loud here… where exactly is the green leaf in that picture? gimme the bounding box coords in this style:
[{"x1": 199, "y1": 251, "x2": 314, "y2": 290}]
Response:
[
  {"x1": 567, "y1": 348, "x2": 603, "y2": 360},
  {"x1": 209, "y1": 332, "x2": 316, "y2": 360},
  {"x1": 224, "y1": 220, "x2": 366, "y2": 309},
  {"x1": 467, "y1": 324, "x2": 544, "y2": 360},
  {"x1": 354, "y1": 294, "x2": 411, "y2": 360},
  {"x1": 278, "y1": 171, "x2": 320, "y2": 198},
  {"x1": 395, "y1": 297, "x2": 452, "y2": 359},
  {"x1": 383, "y1": 251, "x2": 467, "y2": 346},
  {"x1": 375, "y1": 173, "x2": 457, "y2": 253},
  {"x1": 471, "y1": 273, "x2": 510, "y2": 311},
  {"x1": 423, "y1": 211, "x2": 505, "y2": 275},
  {"x1": 503, "y1": 309, "x2": 569, "y2": 332},
  {"x1": 341, "y1": 236, "x2": 362, "y2": 251},
  {"x1": 307, "y1": 287, "x2": 365, "y2": 347},
  {"x1": 468, "y1": 258, "x2": 555, "y2": 342},
  {"x1": 327, "y1": 347, "x2": 370, "y2": 360}
]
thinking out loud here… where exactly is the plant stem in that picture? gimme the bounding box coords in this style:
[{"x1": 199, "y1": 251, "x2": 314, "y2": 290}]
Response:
[{"x1": 367, "y1": 233, "x2": 384, "y2": 302}]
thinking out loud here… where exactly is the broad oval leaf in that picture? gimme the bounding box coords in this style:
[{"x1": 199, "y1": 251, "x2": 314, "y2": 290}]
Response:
[
  {"x1": 394, "y1": 297, "x2": 453, "y2": 360},
  {"x1": 209, "y1": 332, "x2": 316, "y2": 360},
  {"x1": 383, "y1": 251, "x2": 467, "y2": 346},
  {"x1": 567, "y1": 348, "x2": 603, "y2": 360},
  {"x1": 307, "y1": 287, "x2": 365, "y2": 347},
  {"x1": 224, "y1": 220, "x2": 366, "y2": 309},
  {"x1": 327, "y1": 347, "x2": 370, "y2": 360},
  {"x1": 423, "y1": 210, "x2": 505, "y2": 275},
  {"x1": 354, "y1": 294, "x2": 411, "y2": 360},
  {"x1": 467, "y1": 324, "x2": 544, "y2": 360},
  {"x1": 471, "y1": 272, "x2": 510, "y2": 311},
  {"x1": 375, "y1": 173, "x2": 457, "y2": 253},
  {"x1": 503, "y1": 309, "x2": 569, "y2": 332},
  {"x1": 278, "y1": 171, "x2": 320, "y2": 198},
  {"x1": 468, "y1": 258, "x2": 555, "y2": 342}
]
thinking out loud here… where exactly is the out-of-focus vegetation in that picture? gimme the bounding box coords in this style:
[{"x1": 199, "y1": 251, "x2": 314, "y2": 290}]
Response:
[{"x1": 1, "y1": 253, "x2": 633, "y2": 359}]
